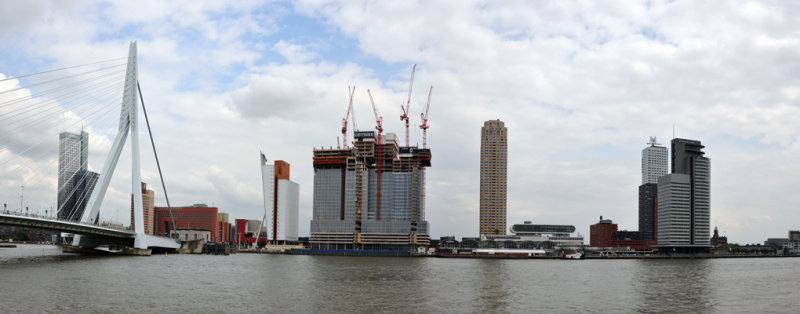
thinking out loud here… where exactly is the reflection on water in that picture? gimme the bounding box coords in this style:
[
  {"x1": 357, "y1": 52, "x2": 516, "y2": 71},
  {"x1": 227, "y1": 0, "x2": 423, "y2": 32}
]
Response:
[
  {"x1": 474, "y1": 259, "x2": 511, "y2": 312},
  {"x1": 0, "y1": 244, "x2": 110, "y2": 265},
  {"x1": 633, "y1": 259, "x2": 715, "y2": 313},
  {"x1": 2, "y1": 245, "x2": 800, "y2": 313},
  {"x1": 307, "y1": 256, "x2": 429, "y2": 313}
]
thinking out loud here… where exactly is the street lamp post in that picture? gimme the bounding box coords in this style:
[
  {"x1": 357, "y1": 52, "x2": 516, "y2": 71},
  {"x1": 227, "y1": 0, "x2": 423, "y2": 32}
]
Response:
[{"x1": 20, "y1": 185, "x2": 24, "y2": 214}]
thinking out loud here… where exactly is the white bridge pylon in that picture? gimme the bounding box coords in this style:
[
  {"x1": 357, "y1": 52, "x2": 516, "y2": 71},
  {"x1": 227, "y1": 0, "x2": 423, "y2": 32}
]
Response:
[{"x1": 73, "y1": 41, "x2": 178, "y2": 250}]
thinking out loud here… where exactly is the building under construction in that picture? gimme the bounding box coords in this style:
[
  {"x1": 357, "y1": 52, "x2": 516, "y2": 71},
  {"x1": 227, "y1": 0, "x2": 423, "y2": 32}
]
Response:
[{"x1": 310, "y1": 131, "x2": 432, "y2": 251}]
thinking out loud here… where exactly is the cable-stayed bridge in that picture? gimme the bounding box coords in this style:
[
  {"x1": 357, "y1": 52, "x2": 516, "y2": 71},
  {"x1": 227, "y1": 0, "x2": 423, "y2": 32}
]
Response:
[{"x1": 0, "y1": 42, "x2": 180, "y2": 253}]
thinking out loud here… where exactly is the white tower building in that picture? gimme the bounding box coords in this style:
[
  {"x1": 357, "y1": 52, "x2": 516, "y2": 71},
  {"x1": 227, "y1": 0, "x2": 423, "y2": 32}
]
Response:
[
  {"x1": 260, "y1": 153, "x2": 299, "y2": 242},
  {"x1": 642, "y1": 136, "x2": 668, "y2": 184}
]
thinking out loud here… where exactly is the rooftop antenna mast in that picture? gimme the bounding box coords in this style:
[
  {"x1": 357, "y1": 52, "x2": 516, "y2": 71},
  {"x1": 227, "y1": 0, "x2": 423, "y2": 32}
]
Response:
[
  {"x1": 400, "y1": 64, "x2": 416, "y2": 147},
  {"x1": 648, "y1": 136, "x2": 660, "y2": 147}
]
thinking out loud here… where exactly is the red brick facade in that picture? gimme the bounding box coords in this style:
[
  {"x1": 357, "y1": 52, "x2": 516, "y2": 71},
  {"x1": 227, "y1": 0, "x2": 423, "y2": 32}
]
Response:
[
  {"x1": 590, "y1": 218, "x2": 656, "y2": 250},
  {"x1": 154, "y1": 205, "x2": 219, "y2": 242},
  {"x1": 217, "y1": 220, "x2": 232, "y2": 243},
  {"x1": 590, "y1": 219, "x2": 617, "y2": 247}
]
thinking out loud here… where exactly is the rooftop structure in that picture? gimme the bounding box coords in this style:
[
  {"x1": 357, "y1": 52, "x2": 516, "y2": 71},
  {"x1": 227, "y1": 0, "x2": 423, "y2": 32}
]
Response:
[
  {"x1": 511, "y1": 221, "x2": 576, "y2": 235},
  {"x1": 479, "y1": 221, "x2": 584, "y2": 249}
]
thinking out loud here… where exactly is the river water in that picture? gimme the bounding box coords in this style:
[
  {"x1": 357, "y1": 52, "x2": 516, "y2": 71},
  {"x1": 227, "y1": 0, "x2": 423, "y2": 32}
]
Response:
[{"x1": 1, "y1": 244, "x2": 798, "y2": 313}]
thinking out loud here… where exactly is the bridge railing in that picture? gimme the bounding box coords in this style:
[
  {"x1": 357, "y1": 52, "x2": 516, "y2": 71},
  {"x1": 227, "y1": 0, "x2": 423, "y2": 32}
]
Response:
[{"x1": 0, "y1": 210, "x2": 130, "y2": 232}]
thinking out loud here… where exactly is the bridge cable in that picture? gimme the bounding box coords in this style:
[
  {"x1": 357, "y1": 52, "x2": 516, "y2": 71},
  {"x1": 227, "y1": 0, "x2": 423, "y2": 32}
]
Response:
[
  {"x1": 0, "y1": 64, "x2": 127, "y2": 221},
  {"x1": 0, "y1": 75, "x2": 125, "y2": 126},
  {"x1": 0, "y1": 104, "x2": 120, "y2": 212},
  {"x1": 0, "y1": 100, "x2": 121, "y2": 200},
  {"x1": 0, "y1": 69, "x2": 126, "y2": 110},
  {"x1": 0, "y1": 63, "x2": 126, "y2": 96},
  {"x1": 137, "y1": 81, "x2": 178, "y2": 238},
  {"x1": 0, "y1": 82, "x2": 123, "y2": 167},
  {"x1": 0, "y1": 57, "x2": 127, "y2": 83}
]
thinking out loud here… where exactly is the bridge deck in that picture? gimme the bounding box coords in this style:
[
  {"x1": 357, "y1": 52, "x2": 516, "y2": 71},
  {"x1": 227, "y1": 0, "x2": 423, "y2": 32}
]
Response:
[{"x1": 0, "y1": 213, "x2": 135, "y2": 238}]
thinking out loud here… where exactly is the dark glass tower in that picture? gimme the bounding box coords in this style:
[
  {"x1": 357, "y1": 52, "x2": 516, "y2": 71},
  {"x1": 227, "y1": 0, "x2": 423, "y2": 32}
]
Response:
[
  {"x1": 657, "y1": 138, "x2": 710, "y2": 253},
  {"x1": 638, "y1": 183, "x2": 658, "y2": 240}
]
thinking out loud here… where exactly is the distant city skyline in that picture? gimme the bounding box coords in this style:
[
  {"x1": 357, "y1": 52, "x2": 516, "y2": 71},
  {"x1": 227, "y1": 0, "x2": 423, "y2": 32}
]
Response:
[{"x1": 2, "y1": 2, "x2": 800, "y2": 244}]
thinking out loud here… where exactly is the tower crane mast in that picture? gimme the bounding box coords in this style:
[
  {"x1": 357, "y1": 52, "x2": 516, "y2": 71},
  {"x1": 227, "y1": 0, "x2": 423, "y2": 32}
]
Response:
[
  {"x1": 400, "y1": 64, "x2": 416, "y2": 147},
  {"x1": 367, "y1": 89, "x2": 383, "y2": 220},
  {"x1": 420, "y1": 86, "x2": 433, "y2": 149},
  {"x1": 341, "y1": 86, "x2": 356, "y2": 147}
]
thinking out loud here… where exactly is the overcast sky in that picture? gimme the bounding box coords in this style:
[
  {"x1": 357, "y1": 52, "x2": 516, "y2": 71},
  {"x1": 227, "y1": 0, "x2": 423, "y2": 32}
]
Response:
[{"x1": 1, "y1": 1, "x2": 799, "y2": 244}]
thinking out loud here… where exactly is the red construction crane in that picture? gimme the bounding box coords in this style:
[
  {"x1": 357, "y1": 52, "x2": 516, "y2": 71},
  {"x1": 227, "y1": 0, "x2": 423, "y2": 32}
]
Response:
[
  {"x1": 400, "y1": 64, "x2": 416, "y2": 147},
  {"x1": 367, "y1": 89, "x2": 383, "y2": 220},
  {"x1": 341, "y1": 86, "x2": 356, "y2": 147},
  {"x1": 420, "y1": 86, "x2": 433, "y2": 149}
]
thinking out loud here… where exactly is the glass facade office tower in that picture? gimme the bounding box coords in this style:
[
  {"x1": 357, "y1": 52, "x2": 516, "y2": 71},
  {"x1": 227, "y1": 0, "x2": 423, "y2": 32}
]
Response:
[
  {"x1": 480, "y1": 120, "x2": 507, "y2": 236},
  {"x1": 657, "y1": 138, "x2": 711, "y2": 253},
  {"x1": 310, "y1": 132, "x2": 431, "y2": 250},
  {"x1": 639, "y1": 137, "x2": 667, "y2": 240},
  {"x1": 57, "y1": 131, "x2": 98, "y2": 221}
]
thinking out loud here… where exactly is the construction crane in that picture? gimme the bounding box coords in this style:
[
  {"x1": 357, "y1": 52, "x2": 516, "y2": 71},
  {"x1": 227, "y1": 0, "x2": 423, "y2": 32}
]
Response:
[
  {"x1": 400, "y1": 64, "x2": 416, "y2": 147},
  {"x1": 367, "y1": 89, "x2": 383, "y2": 220},
  {"x1": 420, "y1": 86, "x2": 433, "y2": 149},
  {"x1": 341, "y1": 86, "x2": 356, "y2": 147}
]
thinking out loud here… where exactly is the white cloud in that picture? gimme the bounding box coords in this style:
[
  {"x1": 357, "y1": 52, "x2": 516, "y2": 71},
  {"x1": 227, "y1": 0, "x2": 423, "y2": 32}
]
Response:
[
  {"x1": 2, "y1": 1, "x2": 800, "y2": 244},
  {"x1": 274, "y1": 40, "x2": 315, "y2": 63}
]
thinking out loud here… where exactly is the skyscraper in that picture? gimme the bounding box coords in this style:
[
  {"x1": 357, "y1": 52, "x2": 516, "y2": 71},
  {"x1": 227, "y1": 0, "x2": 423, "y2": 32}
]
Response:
[
  {"x1": 480, "y1": 119, "x2": 507, "y2": 236},
  {"x1": 657, "y1": 138, "x2": 711, "y2": 254},
  {"x1": 310, "y1": 131, "x2": 431, "y2": 251},
  {"x1": 261, "y1": 157, "x2": 299, "y2": 242},
  {"x1": 642, "y1": 137, "x2": 668, "y2": 185},
  {"x1": 57, "y1": 131, "x2": 97, "y2": 221},
  {"x1": 639, "y1": 137, "x2": 667, "y2": 240}
]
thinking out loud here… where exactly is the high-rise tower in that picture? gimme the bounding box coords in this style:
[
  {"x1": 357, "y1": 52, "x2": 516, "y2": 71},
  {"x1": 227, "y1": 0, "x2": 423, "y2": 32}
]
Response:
[
  {"x1": 57, "y1": 131, "x2": 97, "y2": 221},
  {"x1": 639, "y1": 137, "x2": 667, "y2": 240},
  {"x1": 262, "y1": 158, "x2": 299, "y2": 242},
  {"x1": 310, "y1": 132, "x2": 431, "y2": 251},
  {"x1": 657, "y1": 138, "x2": 711, "y2": 253},
  {"x1": 480, "y1": 119, "x2": 507, "y2": 236},
  {"x1": 642, "y1": 137, "x2": 668, "y2": 185}
]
